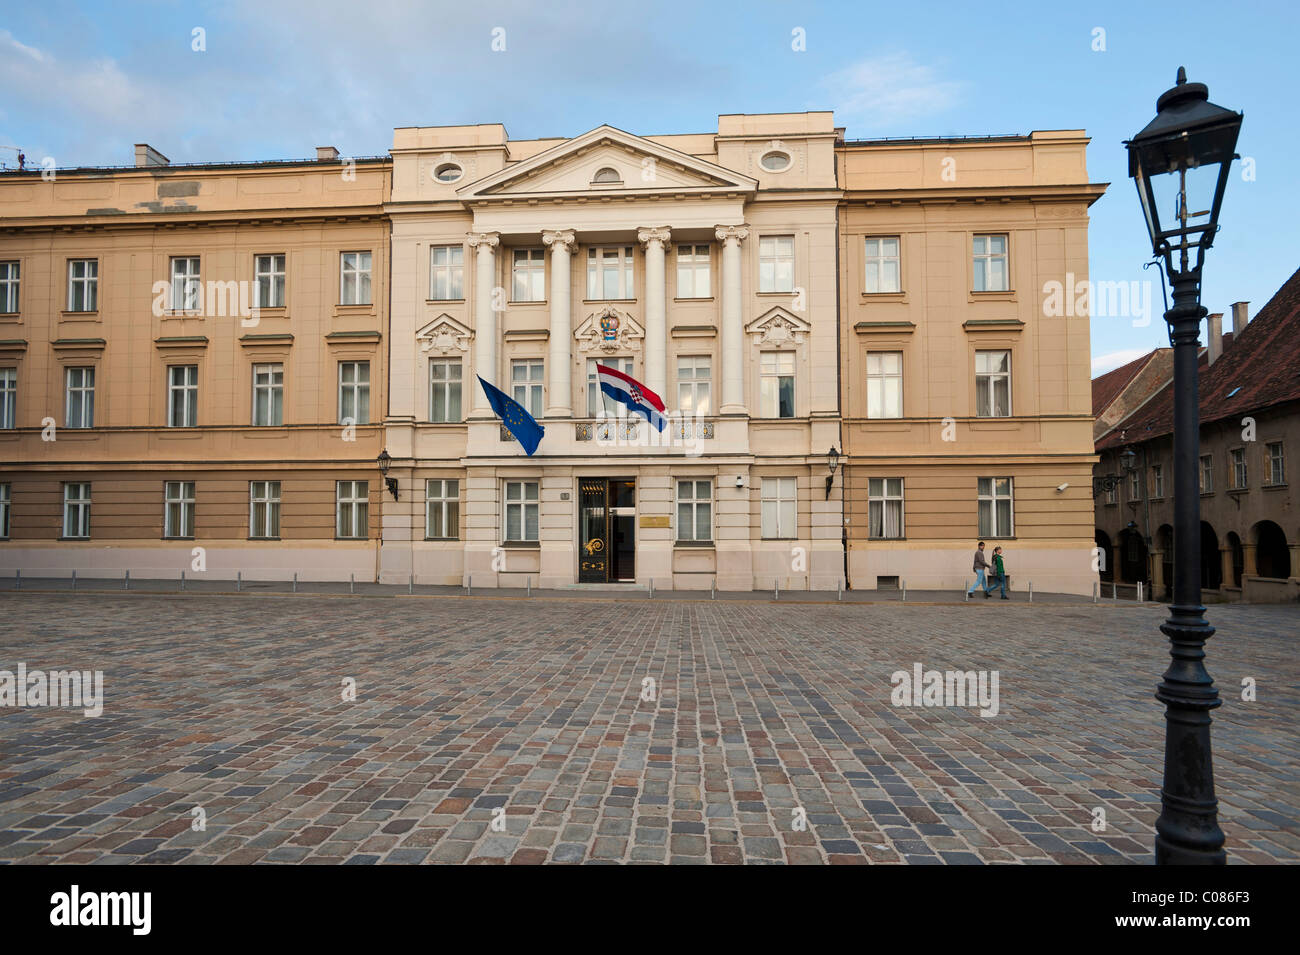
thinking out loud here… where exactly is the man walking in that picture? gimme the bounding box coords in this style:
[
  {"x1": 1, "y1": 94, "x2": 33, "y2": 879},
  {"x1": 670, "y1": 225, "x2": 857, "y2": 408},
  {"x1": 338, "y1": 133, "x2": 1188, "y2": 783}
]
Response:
[
  {"x1": 967, "y1": 541, "x2": 989, "y2": 598},
  {"x1": 985, "y1": 545, "x2": 1009, "y2": 600}
]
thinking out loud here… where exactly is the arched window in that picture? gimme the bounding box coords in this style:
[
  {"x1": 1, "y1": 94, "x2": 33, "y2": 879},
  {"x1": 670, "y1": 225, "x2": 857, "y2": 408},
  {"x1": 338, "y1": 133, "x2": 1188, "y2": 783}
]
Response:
[{"x1": 592, "y1": 166, "x2": 621, "y2": 184}]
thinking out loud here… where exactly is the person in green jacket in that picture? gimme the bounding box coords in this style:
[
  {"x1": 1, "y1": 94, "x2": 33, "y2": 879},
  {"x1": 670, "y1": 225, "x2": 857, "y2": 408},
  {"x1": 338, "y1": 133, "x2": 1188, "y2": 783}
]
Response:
[{"x1": 985, "y1": 546, "x2": 1009, "y2": 599}]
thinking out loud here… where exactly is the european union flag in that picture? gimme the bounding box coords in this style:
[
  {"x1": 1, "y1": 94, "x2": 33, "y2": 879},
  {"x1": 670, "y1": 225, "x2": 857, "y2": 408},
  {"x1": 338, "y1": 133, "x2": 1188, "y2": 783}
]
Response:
[{"x1": 478, "y1": 376, "x2": 545, "y2": 456}]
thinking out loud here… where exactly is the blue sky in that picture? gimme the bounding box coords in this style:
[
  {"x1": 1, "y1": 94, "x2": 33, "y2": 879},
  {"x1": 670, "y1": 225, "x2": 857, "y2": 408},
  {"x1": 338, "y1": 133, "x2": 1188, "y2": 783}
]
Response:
[{"x1": 2, "y1": 0, "x2": 1294, "y2": 376}]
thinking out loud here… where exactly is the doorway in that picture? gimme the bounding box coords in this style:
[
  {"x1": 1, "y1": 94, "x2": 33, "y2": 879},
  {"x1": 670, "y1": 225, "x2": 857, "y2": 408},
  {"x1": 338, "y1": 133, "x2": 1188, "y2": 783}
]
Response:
[{"x1": 579, "y1": 478, "x2": 636, "y2": 582}]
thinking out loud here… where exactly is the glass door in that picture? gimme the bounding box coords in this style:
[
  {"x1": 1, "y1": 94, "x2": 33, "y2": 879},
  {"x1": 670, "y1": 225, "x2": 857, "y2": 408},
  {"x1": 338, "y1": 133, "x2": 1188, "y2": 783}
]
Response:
[
  {"x1": 579, "y1": 479, "x2": 608, "y2": 582},
  {"x1": 609, "y1": 480, "x2": 636, "y2": 581}
]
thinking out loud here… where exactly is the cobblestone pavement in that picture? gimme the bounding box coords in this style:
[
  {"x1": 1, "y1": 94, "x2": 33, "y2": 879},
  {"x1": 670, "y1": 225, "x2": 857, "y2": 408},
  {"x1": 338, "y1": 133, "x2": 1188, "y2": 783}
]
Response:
[{"x1": 0, "y1": 593, "x2": 1296, "y2": 865}]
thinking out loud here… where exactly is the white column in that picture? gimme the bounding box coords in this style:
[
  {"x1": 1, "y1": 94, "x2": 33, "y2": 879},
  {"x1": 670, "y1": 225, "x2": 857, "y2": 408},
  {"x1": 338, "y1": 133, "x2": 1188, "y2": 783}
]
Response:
[
  {"x1": 638, "y1": 226, "x2": 671, "y2": 397},
  {"x1": 467, "y1": 232, "x2": 499, "y2": 413},
  {"x1": 542, "y1": 229, "x2": 576, "y2": 417},
  {"x1": 716, "y1": 224, "x2": 750, "y2": 414}
]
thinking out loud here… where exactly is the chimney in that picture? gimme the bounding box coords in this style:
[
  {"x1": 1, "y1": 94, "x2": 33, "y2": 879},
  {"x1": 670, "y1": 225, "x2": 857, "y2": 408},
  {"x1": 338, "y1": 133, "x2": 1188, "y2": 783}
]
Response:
[
  {"x1": 316, "y1": 146, "x2": 340, "y2": 161},
  {"x1": 1207, "y1": 313, "x2": 1223, "y2": 364},
  {"x1": 133, "y1": 143, "x2": 169, "y2": 167},
  {"x1": 1231, "y1": 301, "x2": 1250, "y2": 336}
]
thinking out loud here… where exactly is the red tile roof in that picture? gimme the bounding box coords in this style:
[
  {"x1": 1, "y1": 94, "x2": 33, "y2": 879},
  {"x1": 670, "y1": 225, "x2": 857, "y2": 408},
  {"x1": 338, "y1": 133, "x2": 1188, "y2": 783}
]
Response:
[
  {"x1": 1091, "y1": 350, "x2": 1161, "y2": 416},
  {"x1": 1097, "y1": 267, "x2": 1300, "y2": 450}
]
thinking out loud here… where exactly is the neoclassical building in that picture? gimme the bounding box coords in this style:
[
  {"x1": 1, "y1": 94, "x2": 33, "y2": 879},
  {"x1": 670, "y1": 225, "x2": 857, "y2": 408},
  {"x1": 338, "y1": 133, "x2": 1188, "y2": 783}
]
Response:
[
  {"x1": 380, "y1": 114, "x2": 844, "y2": 590},
  {"x1": 838, "y1": 132, "x2": 1104, "y2": 594},
  {"x1": 0, "y1": 147, "x2": 390, "y2": 581},
  {"x1": 0, "y1": 112, "x2": 1108, "y2": 595}
]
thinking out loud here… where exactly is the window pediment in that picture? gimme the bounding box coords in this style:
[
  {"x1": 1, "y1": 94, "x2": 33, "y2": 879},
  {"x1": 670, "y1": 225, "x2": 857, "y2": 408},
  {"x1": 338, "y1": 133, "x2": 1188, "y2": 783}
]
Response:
[
  {"x1": 746, "y1": 306, "x2": 811, "y2": 346},
  {"x1": 418, "y1": 314, "x2": 473, "y2": 355}
]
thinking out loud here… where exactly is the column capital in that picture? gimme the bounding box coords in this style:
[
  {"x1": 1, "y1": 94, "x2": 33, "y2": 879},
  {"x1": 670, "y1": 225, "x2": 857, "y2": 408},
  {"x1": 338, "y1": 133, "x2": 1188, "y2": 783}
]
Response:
[
  {"x1": 466, "y1": 231, "x2": 500, "y2": 251},
  {"x1": 715, "y1": 223, "x2": 750, "y2": 245},
  {"x1": 637, "y1": 226, "x2": 672, "y2": 251},
  {"x1": 542, "y1": 229, "x2": 577, "y2": 253}
]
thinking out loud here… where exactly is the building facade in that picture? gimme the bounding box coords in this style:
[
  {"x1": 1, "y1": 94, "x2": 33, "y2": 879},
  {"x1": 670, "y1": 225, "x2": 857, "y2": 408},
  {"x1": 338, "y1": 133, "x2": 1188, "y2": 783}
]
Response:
[
  {"x1": 0, "y1": 147, "x2": 390, "y2": 581},
  {"x1": 380, "y1": 115, "x2": 844, "y2": 591},
  {"x1": 1093, "y1": 278, "x2": 1300, "y2": 603},
  {"x1": 1, "y1": 113, "x2": 1107, "y2": 595},
  {"x1": 839, "y1": 132, "x2": 1103, "y2": 594}
]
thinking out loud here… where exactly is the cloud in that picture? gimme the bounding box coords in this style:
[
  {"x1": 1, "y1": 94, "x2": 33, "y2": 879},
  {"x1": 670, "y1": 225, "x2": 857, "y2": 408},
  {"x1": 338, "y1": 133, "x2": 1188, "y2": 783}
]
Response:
[
  {"x1": 821, "y1": 52, "x2": 962, "y2": 130},
  {"x1": 1092, "y1": 349, "x2": 1151, "y2": 377}
]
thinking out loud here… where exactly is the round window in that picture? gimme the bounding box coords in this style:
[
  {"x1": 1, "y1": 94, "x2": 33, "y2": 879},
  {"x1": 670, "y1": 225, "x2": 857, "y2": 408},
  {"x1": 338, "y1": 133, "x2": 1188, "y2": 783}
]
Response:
[
  {"x1": 433, "y1": 162, "x2": 463, "y2": 183},
  {"x1": 760, "y1": 150, "x2": 792, "y2": 172},
  {"x1": 592, "y1": 166, "x2": 622, "y2": 184}
]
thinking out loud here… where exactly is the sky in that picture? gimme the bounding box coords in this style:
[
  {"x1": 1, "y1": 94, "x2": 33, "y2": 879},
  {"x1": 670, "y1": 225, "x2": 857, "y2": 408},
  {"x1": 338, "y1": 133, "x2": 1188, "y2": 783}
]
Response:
[{"x1": 2, "y1": 0, "x2": 1295, "y2": 377}]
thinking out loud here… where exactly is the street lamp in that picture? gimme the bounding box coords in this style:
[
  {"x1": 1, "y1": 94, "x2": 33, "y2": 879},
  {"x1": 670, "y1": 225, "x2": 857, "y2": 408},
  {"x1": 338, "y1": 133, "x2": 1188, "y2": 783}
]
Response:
[
  {"x1": 376, "y1": 449, "x2": 399, "y2": 502},
  {"x1": 1126, "y1": 67, "x2": 1242, "y2": 866},
  {"x1": 825, "y1": 445, "x2": 840, "y2": 500},
  {"x1": 1092, "y1": 448, "x2": 1137, "y2": 498}
]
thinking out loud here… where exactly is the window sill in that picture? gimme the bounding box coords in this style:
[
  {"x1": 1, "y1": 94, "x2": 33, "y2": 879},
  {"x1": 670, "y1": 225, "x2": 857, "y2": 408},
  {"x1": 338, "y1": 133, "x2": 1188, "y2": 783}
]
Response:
[
  {"x1": 162, "y1": 536, "x2": 195, "y2": 542},
  {"x1": 581, "y1": 299, "x2": 635, "y2": 305},
  {"x1": 674, "y1": 541, "x2": 714, "y2": 549},
  {"x1": 60, "y1": 311, "x2": 100, "y2": 319},
  {"x1": 0, "y1": 312, "x2": 20, "y2": 319},
  {"x1": 334, "y1": 537, "x2": 369, "y2": 542},
  {"x1": 500, "y1": 540, "x2": 540, "y2": 548},
  {"x1": 248, "y1": 537, "x2": 281, "y2": 542},
  {"x1": 673, "y1": 296, "x2": 714, "y2": 303},
  {"x1": 868, "y1": 537, "x2": 908, "y2": 542},
  {"x1": 968, "y1": 290, "x2": 1015, "y2": 300},
  {"x1": 860, "y1": 291, "x2": 907, "y2": 302},
  {"x1": 1263, "y1": 483, "x2": 1288, "y2": 491},
  {"x1": 424, "y1": 537, "x2": 460, "y2": 542},
  {"x1": 1200, "y1": 491, "x2": 1215, "y2": 498},
  {"x1": 58, "y1": 537, "x2": 92, "y2": 542},
  {"x1": 425, "y1": 299, "x2": 465, "y2": 305},
  {"x1": 508, "y1": 300, "x2": 548, "y2": 307},
  {"x1": 333, "y1": 304, "x2": 375, "y2": 315},
  {"x1": 756, "y1": 290, "x2": 795, "y2": 297}
]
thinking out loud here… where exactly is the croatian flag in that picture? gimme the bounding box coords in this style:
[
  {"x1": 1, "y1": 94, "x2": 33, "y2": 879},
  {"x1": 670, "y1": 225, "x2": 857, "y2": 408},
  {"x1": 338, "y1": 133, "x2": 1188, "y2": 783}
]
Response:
[{"x1": 596, "y1": 363, "x2": 667, "y2": 432}]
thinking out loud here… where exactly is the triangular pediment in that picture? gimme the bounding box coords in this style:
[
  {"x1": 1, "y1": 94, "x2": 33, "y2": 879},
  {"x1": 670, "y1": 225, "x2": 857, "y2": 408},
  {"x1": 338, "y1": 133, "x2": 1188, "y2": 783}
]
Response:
[
  {"x1": 417, "y1": 314, "x2": 473, "y2": 355},
  {"x1": 746, "y1": 306, "x2": 811, "y2": 345},
  {"x1": 458, "y1": 125, "x2": 757, "y2": 201}
]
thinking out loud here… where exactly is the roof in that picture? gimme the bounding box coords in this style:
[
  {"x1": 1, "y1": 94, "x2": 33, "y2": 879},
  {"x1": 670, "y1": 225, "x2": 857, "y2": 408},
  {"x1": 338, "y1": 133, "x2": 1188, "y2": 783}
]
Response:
[
  {"x1": 1097, "y1": 267, "x2": 1300, "y2": 450},
  {"x1": 1092, "y1": 350, "x2": 1161, "y2": 415}
]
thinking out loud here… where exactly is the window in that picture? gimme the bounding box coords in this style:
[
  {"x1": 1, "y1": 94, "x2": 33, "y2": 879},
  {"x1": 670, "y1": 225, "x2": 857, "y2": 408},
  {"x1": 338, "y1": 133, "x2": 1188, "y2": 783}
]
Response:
[
  {"x1": 1230, "y1": 448, "x2": 1247, "y2": 489},
  {"x1": 676, "y1": 245, "x2": 711, "y2": 298},
  {"x1": 0, "y1": 261, "x2": 18, "y2": 312},
  {"x1": 592, "y1": 166, "x2": 621, "y2": 184},
  {"x1": 512, "y1": 359, "x2": 544, "y2": 417},
  {"x1": 758, "y1": 236, "x2": 794, "y2": 293},
  {"x1": 586, "y1": 247, "x2": 635, "y2": 300},
  {"x1": 336, "y1": 480, "x2": 369, "y2": 539},
  {"x1": 0, "y1": 483, "x2": 8, "y2": 538},
  {"x1": 503, "y1": 480, "x2": 539, "y2": 542},
  {"x1": 63, "y1": 483, "x2": 91, "y2": 538},
  {"x1": 761, "y1": 477, "x2": 798, "y2": 539},
  {"x1": 338, "y1": 361, "x2": 370, "y2": 425},
  {"x1": 975, "y1": 350, "x2": 1011, "y2": 417},
  {"x1": 1266, "y1": 442, "x2": 1285, "y2": 486},
  {"x1": 67, "y1": 259, "x2": 98, "y2": 312},
  {"x1": 1151, "y1": 464, "x2": 1164, "y2": 498},
  {"x1": 170, "y1": 257, "x2": 201, "y2": 311},
  {"x1": 760, "y1": 352, "x2": 795, "y2": 418},
  {"x1": 429, "y1": 359, "x2": 462, "y2": 422},
  {"x1": 254, "y1": 254, "x2": 286, "y2": 308},
  {"x1": 977, "y1": 477, "x2": 1014, "y2": 538},
  {"x1": 433, "y1": 162, "x2": 463, "y2": 183},
  {"x1": 864, "y1": 237, "x2": 901, "y2": 294},
  {"x1": 972, "y1": 234, "x2": 1008, "y2": 292},
  {"x1": 0, "y1": 367, "x2": 14, "y2": 429},
  {"x1": 168, "y1": 365, "x2": 198, "y2": 427},
  {"x1": 677, "y1": 356, "x2": 711, "y2": 417},
  {"x1": 425, "y1": 479, "x2": 459, "y2": 539},
  {"x1": 512, "y1": 248, "x2": 546, "y2": 302},
  {"x1": 1199, "y1": 454, "x2": 1214, "y2": 494},
  {"x1": 866, "y1": 352, "x2": 903, "y2": 418},
  {"x1": 430, "y1": 245, "x2": 464, "y2": 300},
  {"x1": 164, "y1": 481, "x2": 195, "y2": 539},
  {"x1": 588, "y1": 357, "x2": 632, "y2": 417},
  {"x1": 340, "y1": 251, "x2": 372, "y2": 305},
  {"x1": 252, "y1": 363, "x2": 284, "y2": 426},
  {"x1": 868, "y1": 478, "x2": 904, "y2": 539},
  {"x1": 676, "y1": 480, "x2": 712, "y2": 542},
  {"x1": 65, "y1": 367, "x2": 95, "y2": 428},
  {"x1": 1128, "y1": 469, "x2": 1141, "y2": 501},
  {"x1": 760, "y1": 150, "x2": 792, "y2": 172},
  {"x1": 1104, "y1": 478, "x2": 1118, "y2": 506},
  {"x1": 249, "y1": 481, "x2": 281, "y2": 538}
]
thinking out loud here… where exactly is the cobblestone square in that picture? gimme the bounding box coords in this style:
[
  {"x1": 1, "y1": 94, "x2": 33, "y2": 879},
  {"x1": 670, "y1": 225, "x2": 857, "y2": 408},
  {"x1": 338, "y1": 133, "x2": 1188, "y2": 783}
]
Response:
[{"x1": 0, "y1": 592, "x2": 1296, "y2": 864}]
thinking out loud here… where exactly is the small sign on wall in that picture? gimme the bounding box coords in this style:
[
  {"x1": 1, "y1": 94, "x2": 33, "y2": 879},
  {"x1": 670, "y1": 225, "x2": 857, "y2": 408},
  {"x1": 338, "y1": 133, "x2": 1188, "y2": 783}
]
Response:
[{"x1": 639, "y1": 515, "x2": 670, "y2": 528}]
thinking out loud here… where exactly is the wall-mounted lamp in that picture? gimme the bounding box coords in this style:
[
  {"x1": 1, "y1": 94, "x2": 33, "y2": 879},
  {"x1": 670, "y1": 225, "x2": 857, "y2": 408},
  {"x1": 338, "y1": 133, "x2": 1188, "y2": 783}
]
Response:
[
  {"x1": 825, "y1": 445, "x2": 840, "y2": 500},
  {"x1": 377, "y1": 449, "x2": 399, "y2": 502}
]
